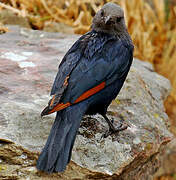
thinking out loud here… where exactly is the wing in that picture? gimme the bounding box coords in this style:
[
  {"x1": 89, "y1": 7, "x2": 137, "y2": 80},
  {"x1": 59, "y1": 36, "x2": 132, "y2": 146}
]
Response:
[
  {"x1": 41, "y1": 33, "x2": 133, "y2": 116},
  {"x1": 50, "y1": 32, "x2": 91, "y2": 96}
]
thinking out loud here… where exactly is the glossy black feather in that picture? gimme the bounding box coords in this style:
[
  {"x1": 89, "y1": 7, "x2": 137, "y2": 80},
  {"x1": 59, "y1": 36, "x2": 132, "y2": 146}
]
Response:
[
  {"x1": 37, "y1": 30, "x2": 133, "y2": 173},
  {"x1": 51, "y1": 30, "x2": 133, "y2": 105},
  {"x1": 37, "y1": 3, "x2": 134, "y2": 171}
]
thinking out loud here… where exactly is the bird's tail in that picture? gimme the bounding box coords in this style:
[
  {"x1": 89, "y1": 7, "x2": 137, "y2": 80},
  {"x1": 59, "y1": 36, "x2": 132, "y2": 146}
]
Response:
[{"x1": 36, "y1": 102, "x2": 87, "y2": 173}]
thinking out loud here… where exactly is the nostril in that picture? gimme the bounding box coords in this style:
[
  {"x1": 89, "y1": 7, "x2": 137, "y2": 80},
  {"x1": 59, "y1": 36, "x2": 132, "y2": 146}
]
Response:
[
  {"x1": 105, "y1": 19, "x2": 113, "y2": 25},
  {"x1": 106, "y1": 21, "x2": 111, "y2": 25},
  {"x1": 104, "y1": 16, "x2": 112, "y2": 25}
]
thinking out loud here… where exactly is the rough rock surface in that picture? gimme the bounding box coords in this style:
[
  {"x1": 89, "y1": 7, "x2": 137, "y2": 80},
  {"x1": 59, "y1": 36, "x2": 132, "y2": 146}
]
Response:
[
  {"x1": 154, "y1": 138, "x2": 176, "y2": 178},
  {"x1": 0, "y1": 25, "x2": 173, "y2": 180}
]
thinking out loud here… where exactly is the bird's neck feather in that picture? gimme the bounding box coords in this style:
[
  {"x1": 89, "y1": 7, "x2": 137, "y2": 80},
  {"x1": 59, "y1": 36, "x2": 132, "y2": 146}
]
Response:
[{"x1": 91, "y1": 25, "x2": 132, "y2": 45}]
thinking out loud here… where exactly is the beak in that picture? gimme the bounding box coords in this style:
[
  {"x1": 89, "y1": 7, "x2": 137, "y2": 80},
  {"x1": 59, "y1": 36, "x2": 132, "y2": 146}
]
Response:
[{"x1": 104, "y1": 16, "x2": 111, "y2": 25}]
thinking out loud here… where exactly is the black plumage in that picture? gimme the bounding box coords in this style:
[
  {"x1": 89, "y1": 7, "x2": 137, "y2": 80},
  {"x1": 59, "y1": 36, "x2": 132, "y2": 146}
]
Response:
[{"x1": 37, "y1": 2, "x2": 134, "y2": 173}]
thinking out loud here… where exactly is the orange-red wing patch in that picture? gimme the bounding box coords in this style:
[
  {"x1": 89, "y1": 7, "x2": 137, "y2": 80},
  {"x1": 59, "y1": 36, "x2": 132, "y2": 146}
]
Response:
[
  {"x1": 47, "y1": 102, "x2": 71, "y2": 115},
  {"x1": 47, "y1": 81, "x2": 106, "y2": 115},
  {"x1": 49, "y1": 94, "x2": 56, "y2": 107},
  {"x1": 74, "y1": 81, "x2": 106, "y2": 103},
  {"x1": 63, "y1": 76, "x2": 69, "y2": 86}
]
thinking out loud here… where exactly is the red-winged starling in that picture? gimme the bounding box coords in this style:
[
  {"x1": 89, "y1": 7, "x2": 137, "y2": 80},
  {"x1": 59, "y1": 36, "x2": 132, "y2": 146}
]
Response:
[{"x1": 37, "y1": 2, "x2": 134, "y2": 173}]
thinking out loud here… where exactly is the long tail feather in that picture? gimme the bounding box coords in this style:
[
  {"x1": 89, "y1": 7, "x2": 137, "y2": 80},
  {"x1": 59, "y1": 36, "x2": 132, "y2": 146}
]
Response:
[{"x1": 37, "y1": 102, "x2": 88, "y2": 173}]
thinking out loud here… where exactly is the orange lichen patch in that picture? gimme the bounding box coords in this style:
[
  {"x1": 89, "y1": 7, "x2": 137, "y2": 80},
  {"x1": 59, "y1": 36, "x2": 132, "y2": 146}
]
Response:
[{"x1": 74, "y1": 81, "x2": 105, "y2": 103}]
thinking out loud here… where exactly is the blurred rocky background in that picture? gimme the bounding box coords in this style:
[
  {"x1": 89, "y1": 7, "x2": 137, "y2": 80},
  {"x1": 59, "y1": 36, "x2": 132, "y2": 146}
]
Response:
[{"x1": 0, "y1": 0, "x2": 176, "y2": 179}]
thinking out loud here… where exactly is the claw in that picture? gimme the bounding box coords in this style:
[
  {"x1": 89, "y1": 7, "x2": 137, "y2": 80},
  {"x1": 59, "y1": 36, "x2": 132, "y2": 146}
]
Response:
[
  {"x1": 101, "y1": 114, "x2": 128, "y2": 138},
  {"x1": 103, "y1": 124, "x2": 128, "y2": 138},
  {"x1": 102, "y1": 130, "x2": 111, "y2": 138}
]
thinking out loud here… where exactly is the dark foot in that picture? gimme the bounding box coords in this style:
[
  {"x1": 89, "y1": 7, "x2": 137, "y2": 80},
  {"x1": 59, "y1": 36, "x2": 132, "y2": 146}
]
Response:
[
  {"x1": 102, "y1": 124, "x2": 128, "y2": 138},
  {"x1": 101, "y1": 114, "x2": 128, "y2": 138}
]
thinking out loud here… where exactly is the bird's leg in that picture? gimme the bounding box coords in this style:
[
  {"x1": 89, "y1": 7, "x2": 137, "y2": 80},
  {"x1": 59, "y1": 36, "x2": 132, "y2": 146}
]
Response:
[{"x1": 102, "y1": 114, "x2": 128, "y2": 138}]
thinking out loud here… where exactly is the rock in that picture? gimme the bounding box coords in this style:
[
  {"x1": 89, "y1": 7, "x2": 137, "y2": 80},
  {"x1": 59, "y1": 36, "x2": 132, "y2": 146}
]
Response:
[
  {"x1": 43, "y1": 21, "x2": 74, "y2": 34},
  {"x1": 0, "y1": 25, "x2": 173, "y2": 179},
  {"x1": 0, "y1": 10, "x2": 30, "y2": 28},
  {"x1": 154, "y1": 138, "x2": 176, "y2": 178},
  {"x1": 0, "y1": 23, "x2": 8, "y2": 34}
]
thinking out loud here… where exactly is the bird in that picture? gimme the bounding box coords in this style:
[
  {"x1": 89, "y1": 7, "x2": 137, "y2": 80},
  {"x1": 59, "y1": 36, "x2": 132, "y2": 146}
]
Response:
[{"x1": 37, "y1": 2, "x2": 134, "y2": 173}]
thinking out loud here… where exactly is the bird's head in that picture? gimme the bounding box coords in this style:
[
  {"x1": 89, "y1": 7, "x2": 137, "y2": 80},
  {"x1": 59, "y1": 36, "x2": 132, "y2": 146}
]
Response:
[{"x1": 92, "y1": 3, "x2": 126, "y2": 35}]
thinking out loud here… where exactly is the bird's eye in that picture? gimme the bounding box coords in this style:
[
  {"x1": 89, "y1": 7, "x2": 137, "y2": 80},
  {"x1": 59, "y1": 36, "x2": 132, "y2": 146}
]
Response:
[
  {"x1": 116, "y1": 17, "x2": 121, "y2": 23},
  {"x1": 101, "y1": 10, "x2": 104, "y2": 16}
]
